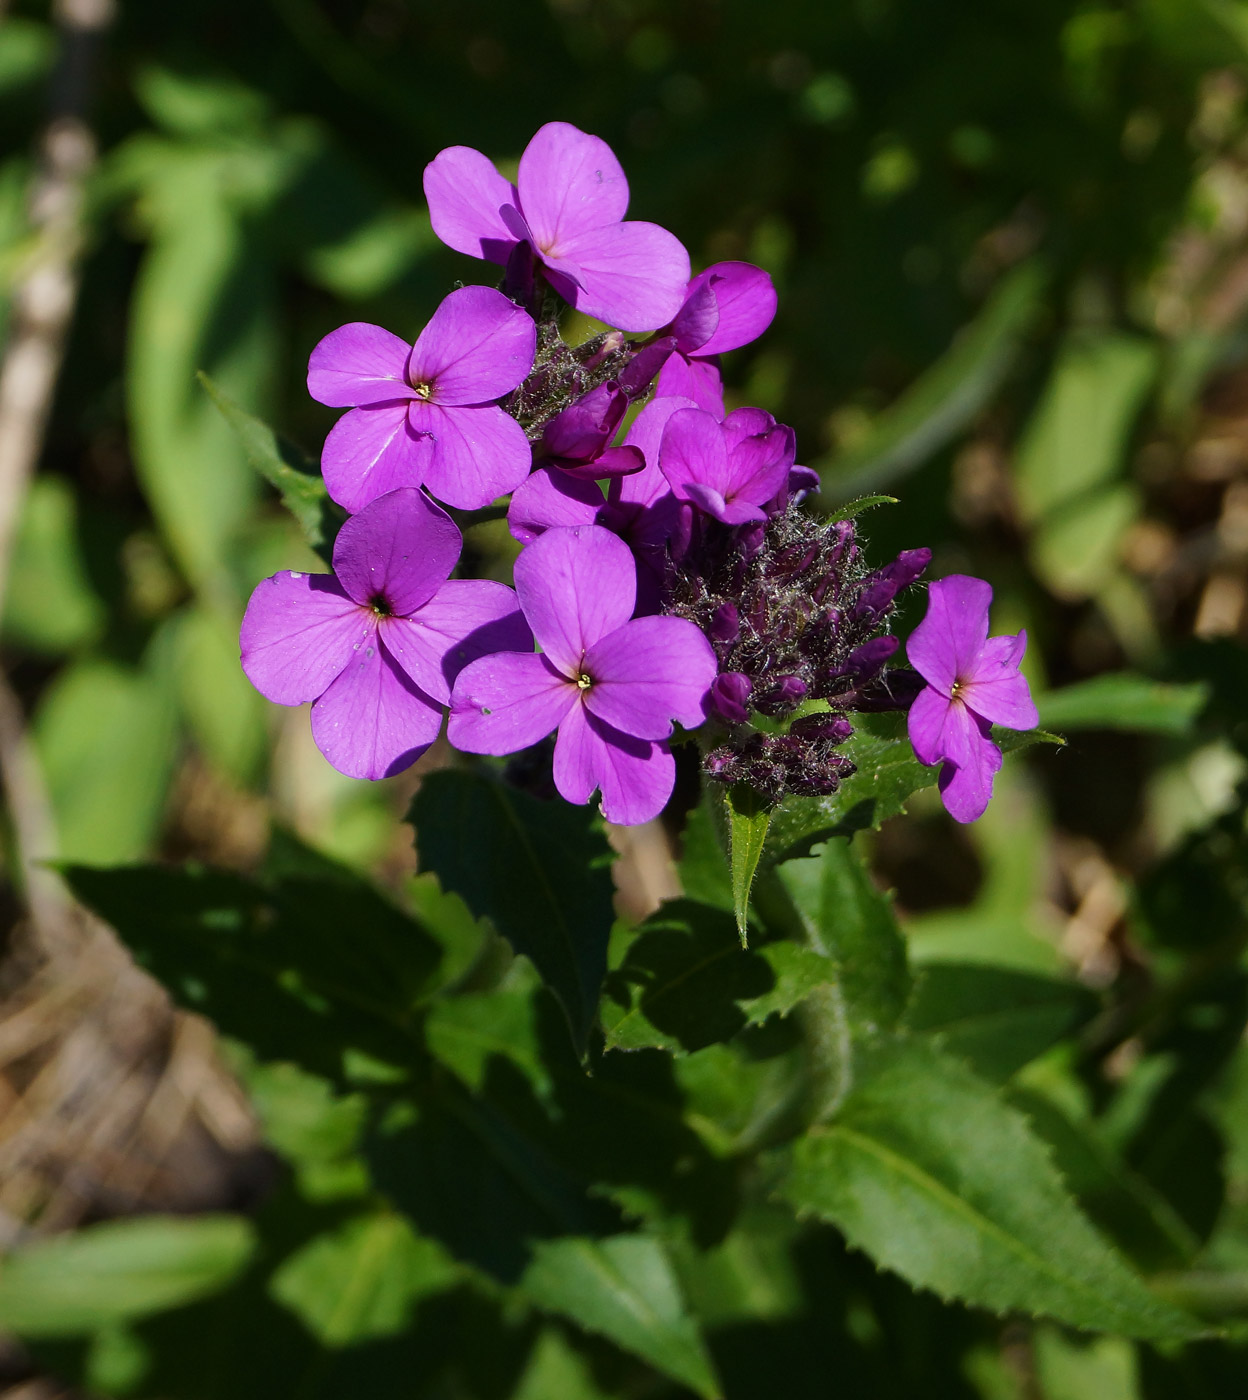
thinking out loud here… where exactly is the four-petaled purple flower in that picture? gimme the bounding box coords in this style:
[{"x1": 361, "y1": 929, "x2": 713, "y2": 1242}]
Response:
[
  {"x1": 660, "y1": 405, "x2": 796, "y2": 526},
  {"x1": 424, "y1": 121, "x2": 691, "y2": 332},
  {"x1": 656, "y1": 262, "x2": 778, "y2": 415},
  {"x1": 906, "y1": 575, "x2": 1039, "y2": 824},
  {"x1": 241, "y1": 489, "x2": 531, "y2": 780},
  {"x1": 308, "y1": 286, "x2": 536, "y2": 513},
  {"x1": 448, "y1": 526, "x2": 717, "y2": 824}
]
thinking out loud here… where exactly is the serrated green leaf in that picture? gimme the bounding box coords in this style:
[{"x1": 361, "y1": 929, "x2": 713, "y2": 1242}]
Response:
[
  {"x1": 904, "y1": 964, "x2": 1098, "y2": 1082},
  {"x1": 425, "y1": 973, "x2": 554, "y2": 1099},
  {"x1": 779, "y1": 1041, "x2": 1201, "y2": 1339},
  {"x1": 601, "y1": 899, "x2": 832, "y2": 1053},
  {"x1": 1037, "y1": 673, "x2": 1209, "y2": 735},
  {"x1": 826, "y1": 494, "x2": 898, "y2": 521},
  {"x1": 269, "y1": 1213, "x2": 457, "y2": 1347},
  {"x1": 777, "y1": 836, "x2": 910, "y2": 1040},
  {"x1": 0, "y1": 1216, "x2": 254, "y2": 1337},
  {"x1": 198, "y1": 370, "x2": 341, "y2": 564},
  {"x1": 409, "y1": 770, "x2": 615, "y2": 1055},
  {"x1": 520, "y1": 1234, "x2": 721, "y2": 1398},
  {"x1": 727, "y1": 783, "x2": 772, "y2": 944}
]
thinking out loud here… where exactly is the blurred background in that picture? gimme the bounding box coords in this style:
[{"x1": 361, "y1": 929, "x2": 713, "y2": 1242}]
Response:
[{"x1": 2, "y1": 0, "x2": 1248, "y2": 1394}]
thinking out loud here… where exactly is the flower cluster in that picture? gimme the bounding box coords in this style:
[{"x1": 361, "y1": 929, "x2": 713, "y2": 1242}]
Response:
[{"x1": 240, "y1": 121, "x2": 1035, "y2": 825}]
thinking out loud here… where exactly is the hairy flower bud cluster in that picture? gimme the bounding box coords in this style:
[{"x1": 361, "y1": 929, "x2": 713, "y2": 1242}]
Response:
[{"x1": 662, "y1": 506, "x2": 931, "y2": 801}]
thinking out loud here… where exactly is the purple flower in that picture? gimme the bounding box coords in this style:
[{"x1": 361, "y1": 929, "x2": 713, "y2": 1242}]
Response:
[
  {"x1": 240, "y1": 489, "x2": 531, "y2": 781},
  {"x1": 656, "y1": 262, "x2": 778, "y2": 415},
  {"x1": 508, "y1": 396, "x2": 693, "y2": 607},
  {"x1": 539, "y1": 380, "x2": 644, "y2": 479},
  {"x1": 307, "y1": 286, "x2": 536, "y2": 513},
  {"x1": 448, "y1": 525, "x2": 717, "y2": 825},
  {"x1": 423, "y1": 122, "x2": 691, "y2": 332},
  {"x1": 660, "y1": 405, "x2": 796, "y2": 526},
  {"x1": 906, "y1": 575, "x2": 1039, "y2": 823}
]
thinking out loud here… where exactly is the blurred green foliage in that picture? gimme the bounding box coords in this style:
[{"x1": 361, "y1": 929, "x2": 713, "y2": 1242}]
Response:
[{"x1": 4, "y1": 0, "x2": 1248, "y2": 1397}]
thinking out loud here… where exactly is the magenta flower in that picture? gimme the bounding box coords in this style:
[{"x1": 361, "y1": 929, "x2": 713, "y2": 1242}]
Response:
[
  {"x1": 448, "y1": 525, "x2": 717, "y2": 824},
  {"x1": 423, "y1": 122, "x2": 690, "y2": 333},
  {"x1": 241, "y1": 489, "x2": 531, "y2": 781},
  {"x1": 656, "y1": 262, "x2": 778, "y2": 415},
  {"x1": 307, "y1": 286, "x2": 536, "y2": 513},
  {"x1": 508, "y1": 396, "x2": 693, "y2": 608},
  {"x1": 906, "y1": 575, "x2": 1039, "y2": 823},
  {"x1": 660, "y1": 405, "x2": 796, "y2": 526}
]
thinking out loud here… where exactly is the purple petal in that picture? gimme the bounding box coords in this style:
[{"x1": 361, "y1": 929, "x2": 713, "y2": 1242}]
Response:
[
  {"x1": 516, "y1": 121, "x2": 629, "y2": 249},
  {"x1": 695, "y1": 262, "x2": 778, "y2": 356},
  {"x1": 542, "y1": 380, "x2": 626, "y2": 462},
  {"x1": 509, "y1": 467, "x2": 602, "y2": 544},
  {"x1": 671, "y1": 279, "x2": 721, "y2": 353},
  {"x1": 240, "y1": 572, "x2": 372, "y2": 706},
  {"x1": 618, "y1": 338, "x2": 676, "y2": 395},
  {"x1": 552, "y1": 704, "x2": 676, "y2": 825},
  {"x1": 322, "y1": 404, "x2": 424, "y2": 513},
  {"x1": 655, "y1": 354, "x2": 725, "y2": 415},
  {"x1": 660, "y1": 406, "x2": 731, "y2": 500},
  {"x1": 423, "y1": 145, "x2": 520, "y2": 264},
  {"x1": 935, "y1": 705, "x2": 1003, "y2": 824},
  {"x1": 906, "y1": 575, "x2": 993, "y2": 695},
  {"x1": 307, "y1": 323, "x2": 414, "y2": 408},
  {"x1": 685, "y1": 480, "x2": 766, "y2": 526},
  {"x1": 542, "y1": 221, "x2": 691, "y2": 333},
  {"x1": 962, "y1": 631, "x2": 1038, "y2": 730},
  {"x1": 725, "y1": 423, "x2": 795, "y2": 509},
  {"x1": 385, "y1": 578, "x2": 532, "y2": 705},
  {"x1": 331, "y1": 488, "x2": 461, "y2": 614},
  {"x1": 907, "y1": 684, "x2": 953, "y2": 767},
  {"x1": 448, "y1": 651, "x2": 575, "y2": 754},
  {"x1": 721, "y1": 406, "x2": 778, "y2": 449},
  {"x1": 615, "y1": 395, "x2": 699, "y2": 508},
  {"x1": 582, "y1": 614, "x2": 716, "y2": 739},
  {"x1": 310, "y1": 636, "x2": 442, "y2": 780},
  {"x1": 408, "y1": 401, "x2": 533, "y2": 511},
  {"x1": 407, "y1": 287, "x2": 536, "y2": 406},
  {"x1": 512, "y1": 525, "x2": 636, "y2": 675},
  {"x1": 558, "y1": 445, "x2": 644, "y2": 481}
]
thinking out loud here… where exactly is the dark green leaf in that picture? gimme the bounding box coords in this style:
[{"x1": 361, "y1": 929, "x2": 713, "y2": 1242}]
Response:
[
  {"x1": 815, "y1": 260, "x2": 1045, "y2": 496},
  {"x1": 520, "y1": 1234, "x2": 721, "y2": 1398},
  {"x1": 199, "y1": 370, "x2": 342, "y2": 563},
  {"x1": 1036, "y1": 673, "x2": 1209, "y2": 735},
  {"x1": 904, "y1": 964, "x2": 1098, "y2": 1082},
  {"x1": 779, "y1": 1042, "x2": 1201, "y2": 1338},
  {"x1": 727, "y1": 783, "x2": 772, "y2": 944},
  {"x1": 601, "y1": 899, "x2": 832, "y2": 1053},
  {"x1": 0, "y1": 1216, "x2": 254, "y2": 1337},
  {"x1": 410, "y1": 770, "x2": 615, "y2": 1055}
]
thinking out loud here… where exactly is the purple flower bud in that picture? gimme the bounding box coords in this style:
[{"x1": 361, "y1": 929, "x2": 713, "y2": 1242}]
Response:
[
  {"x1": 790, "y1": 712, "x2": 853, "y2": 744},
  {"x1": 853, "y1": 547, "x2": 932, "y2": 621},
  {"x1": 843, "y1": 634, "x2": 899, "y2": 681},
  {"x1": 542, "y1": 380, "x2": 628, "y2": 464},
  {"x1": 754, "y1": 674, "x2": 808, "y2": 716},
  {"x1": 619, "y1": 337, "x2": 677, "y2": 395},
  {"x1": 709, "y1": 601, "x2": 740, "y2": 646},
  {"x1": 710, "y1": 671, "x2": 753, "y2": 724}
]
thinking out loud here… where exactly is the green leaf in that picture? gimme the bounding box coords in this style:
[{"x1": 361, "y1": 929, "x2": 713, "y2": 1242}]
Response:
[
  {"x1": 513, "y1": 1328, "x2": 614, "y2": 1400},
  {"x1": 269, "y1": 1213, "x2": 457, "y2": 1348},
  {"x1": 409, "y1": 770, "x2": 615, "y2": 1055},
  {"x1": 825, "y1": 494, "x2": 898, "y2": 520},
  {"x1": 520, "y1": 1234, "x2": 721, "y2": 1398},
  {"x1": 0, "y1": 1216, "x2": 254, "y2": 1337},
  {"x1": 815, "y1": 260, "x2": 1045, "y2": 496},
  {"x1": 727, "y1": 783, "x2": 772, "y2": 944},
  {"x1": 199, "y1": 370, "x2": 341, "y2": 564},
  {"x1": 0, "y1": 19, "x2": 55, "y2": 95},
  {"x1": 601, "y1": 899, "x2": 832, "y2": 1053},
  {"x1": 778, "y1": 1041, "x2": 1201, "y2": 1338},
  {"x1": 64, "y1": 855, "x2": 440, "y2": 1080},
  {"x1": 171, "y1": 603, "x2": 267, "y2": 784},
  {"x1": 34, "y1": 639, "x2": 179, "y2": 865},
  {"x1": 776, "y1": 836, "x2": 910, "y2": 1039},
  {"x1": 1, "y1": 476, "x2": 104, "y2": 654},
  {"x1": 904, "y1": 964, "x2": 1098, "y2": 1082},
  {"x1": 1036, "y1": 673, "x2": 1209, "y2": 735},
  {"x1": 425, "y1": 973, "x2": 554, "y2": 1099}
]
